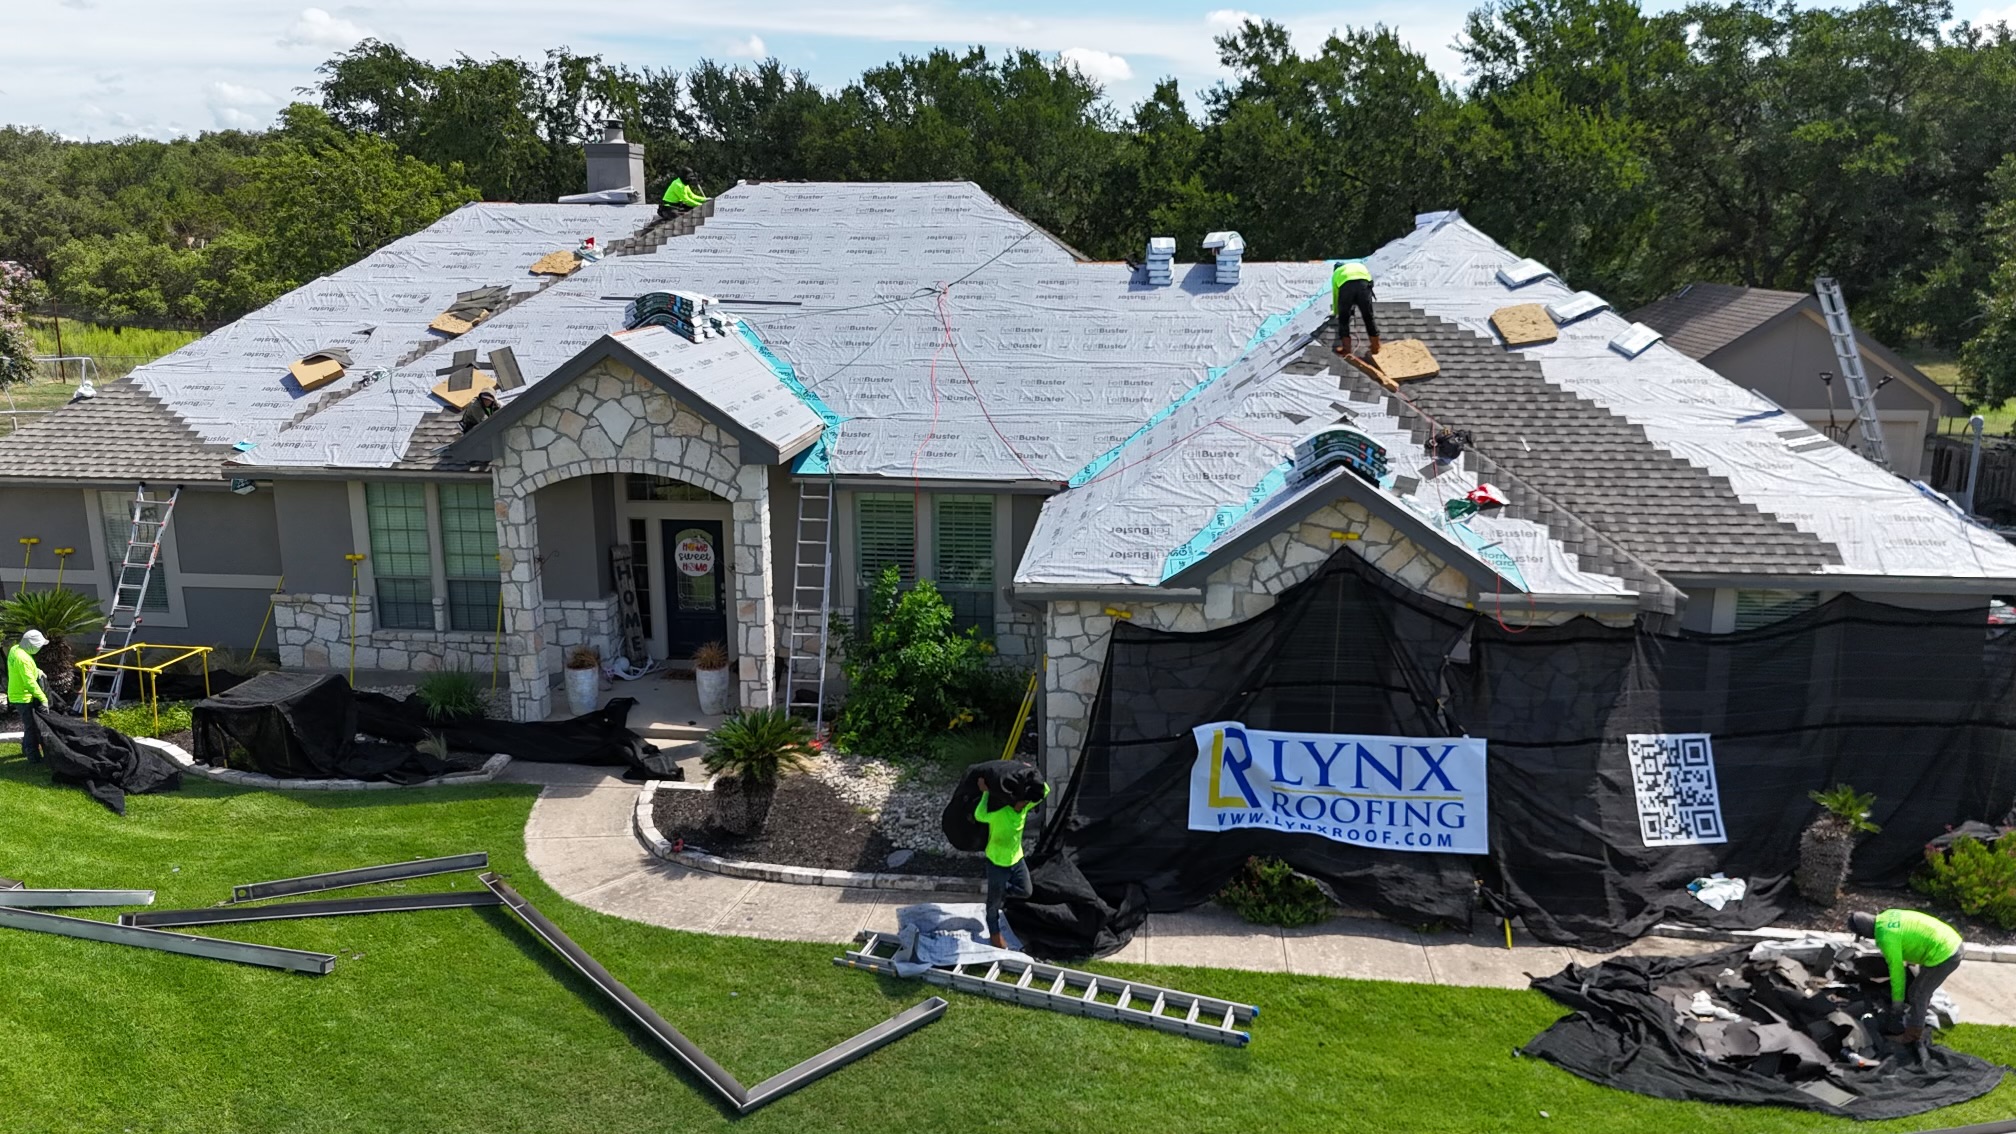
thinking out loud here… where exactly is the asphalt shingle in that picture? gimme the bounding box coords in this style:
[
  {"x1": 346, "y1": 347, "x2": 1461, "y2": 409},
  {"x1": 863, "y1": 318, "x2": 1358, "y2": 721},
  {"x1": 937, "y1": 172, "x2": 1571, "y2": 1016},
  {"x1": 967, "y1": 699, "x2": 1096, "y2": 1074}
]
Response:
[
  {"x1": 0, "y1": 381, "x2": 231, "y2": 482},
  {"x1": 1626, "y1": 283, "x2": 1806, "y2": 360}
]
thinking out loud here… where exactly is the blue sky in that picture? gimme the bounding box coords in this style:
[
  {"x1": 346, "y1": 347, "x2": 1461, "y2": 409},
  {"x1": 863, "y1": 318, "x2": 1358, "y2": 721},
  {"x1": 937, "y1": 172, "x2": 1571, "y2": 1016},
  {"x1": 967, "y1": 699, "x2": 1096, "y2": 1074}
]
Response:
[{"x1": 4, "y1": 0, "x2": 2011, "y2": 140}]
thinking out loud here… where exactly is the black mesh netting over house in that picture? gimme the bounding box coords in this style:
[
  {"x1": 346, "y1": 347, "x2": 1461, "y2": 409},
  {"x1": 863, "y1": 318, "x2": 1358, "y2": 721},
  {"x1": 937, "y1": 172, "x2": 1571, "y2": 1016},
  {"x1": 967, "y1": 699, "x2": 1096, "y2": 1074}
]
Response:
[{"x1": 1020, "y1": 550, "x2": 2016, "y2": 955}]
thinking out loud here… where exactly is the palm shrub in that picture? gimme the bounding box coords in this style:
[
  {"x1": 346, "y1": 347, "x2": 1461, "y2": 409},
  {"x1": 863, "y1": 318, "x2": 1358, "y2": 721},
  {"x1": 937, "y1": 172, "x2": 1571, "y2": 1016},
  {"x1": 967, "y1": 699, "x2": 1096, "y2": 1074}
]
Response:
[
  {"x1": 1913, "y1": 834, "x2": 2016, "y2": 930},
  {"x1": 1795, "y1": 784, "x2": 1881, "y2": 905},
  {"x1": 703, "y1": 707, "x2": 816, "y2": 835},
  {"x1": 835, "y1": 566, "x2": 993, "y2": 760},
  {"x1": 1216, "y1": 856, "x2": 1334, "y2": 927},
  {"x1": 0, "y1": 587, "x2": 104, "y2": 701}
]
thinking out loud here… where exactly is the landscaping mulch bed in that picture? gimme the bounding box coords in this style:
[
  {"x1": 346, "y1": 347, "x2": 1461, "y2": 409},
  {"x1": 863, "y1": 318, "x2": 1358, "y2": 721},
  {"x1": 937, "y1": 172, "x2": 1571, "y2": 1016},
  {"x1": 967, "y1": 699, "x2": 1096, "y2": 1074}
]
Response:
[
  {"x1": 654, "y1": 773, "x2": 982, "y2": 879},
  {"x1": 1773, "y1": 883, "x2": 2016, "y2": 947}
]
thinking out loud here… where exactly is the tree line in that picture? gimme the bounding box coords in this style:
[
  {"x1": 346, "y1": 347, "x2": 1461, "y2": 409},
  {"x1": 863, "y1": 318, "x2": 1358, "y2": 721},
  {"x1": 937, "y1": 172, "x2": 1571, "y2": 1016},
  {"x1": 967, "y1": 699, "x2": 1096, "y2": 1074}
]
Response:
[{"x1": 7, "y1": 0, "x2": 2016, "y2": 401}]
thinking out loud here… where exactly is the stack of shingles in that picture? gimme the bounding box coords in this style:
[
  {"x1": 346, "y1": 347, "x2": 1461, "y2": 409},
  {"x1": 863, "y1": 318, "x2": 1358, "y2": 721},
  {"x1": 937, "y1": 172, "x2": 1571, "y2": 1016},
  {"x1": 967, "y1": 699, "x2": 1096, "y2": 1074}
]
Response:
[
  {"x1": 626, "y1": 291, "x2": 735, "y2": 342},
  {"x1": 429, "y1": 285, "x2": 511, "y2": 338},
  {"x1": 1144, "y1": 237, "x2": 1175, "y2": 286},
  {"x1": 1203, "y1": 232, "x2": 1244, "y2": 285}
]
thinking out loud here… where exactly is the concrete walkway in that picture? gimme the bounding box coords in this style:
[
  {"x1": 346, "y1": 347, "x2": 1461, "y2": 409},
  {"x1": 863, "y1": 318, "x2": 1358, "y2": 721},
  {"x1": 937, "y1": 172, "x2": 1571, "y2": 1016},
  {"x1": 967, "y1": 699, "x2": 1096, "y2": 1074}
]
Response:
[{"x1": 504, "y1": 763, "x2": 2016, "y2": 1025}]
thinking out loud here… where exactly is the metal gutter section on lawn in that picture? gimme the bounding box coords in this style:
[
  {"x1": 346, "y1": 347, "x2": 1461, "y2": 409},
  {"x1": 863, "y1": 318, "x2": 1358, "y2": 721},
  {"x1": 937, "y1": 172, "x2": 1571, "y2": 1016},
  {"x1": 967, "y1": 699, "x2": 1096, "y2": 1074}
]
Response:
[
  {"x1": 230, "y1": 852, "x2": 489, "y2": 902},
  {"x1": 123, "y1": 891, "x2": 501, "y2": 928},
  {"x1": 478, "y1": 872, "x2": 947, "y2": 1114},
  {"x1": 0, "y1": 906, "x2": 336, "y2": 974},
  {"x1": 0, "y1": 889, "x2": 156, "y2": 908}
]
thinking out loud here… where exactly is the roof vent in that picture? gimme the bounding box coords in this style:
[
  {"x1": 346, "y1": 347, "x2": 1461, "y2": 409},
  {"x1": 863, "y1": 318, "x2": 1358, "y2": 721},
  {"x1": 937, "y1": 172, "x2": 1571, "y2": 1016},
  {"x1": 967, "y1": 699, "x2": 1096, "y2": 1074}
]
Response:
[
  {"x1": 582, "y1": 118, "x2": 644, "y2": 201},
  {"x1": 1203, "y1": 231, "x2": 1244, "y2": 286},
  {"x1": 1496, "y1": 258, "x2": 1551, "y2": 289},
  {"x1": 1609, "y1": 322, "x2": 1663, "y2": 358},
  {"x1": 1144, "y1": 237, "x2": 1175, "y2": 286},
  {"x1": 1546, "y1": 291, "x2": 1609, "y2": 326}
]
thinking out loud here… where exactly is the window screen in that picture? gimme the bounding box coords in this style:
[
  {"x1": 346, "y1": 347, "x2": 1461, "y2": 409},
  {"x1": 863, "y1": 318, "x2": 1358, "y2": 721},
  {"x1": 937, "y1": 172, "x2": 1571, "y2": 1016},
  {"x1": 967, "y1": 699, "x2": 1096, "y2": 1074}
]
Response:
[
  {"x1": 97, "y1": 490, "x2": 169, "y2": 611},
  {"x1": 365, "y1": 482, "x2": 433, "y2": 630},
  {"x1": 439, "y1": 482, "x2": 499, "y2": 632},
  {"x1": 855, "y1": 493, "x2": 915, "y2": 619},
  {"x1": 934, "y1": 495, "x2": 995, "y2": 637},
  {"x1": 1733, "y1": 590, "x2": 1820, "y2": 631}
]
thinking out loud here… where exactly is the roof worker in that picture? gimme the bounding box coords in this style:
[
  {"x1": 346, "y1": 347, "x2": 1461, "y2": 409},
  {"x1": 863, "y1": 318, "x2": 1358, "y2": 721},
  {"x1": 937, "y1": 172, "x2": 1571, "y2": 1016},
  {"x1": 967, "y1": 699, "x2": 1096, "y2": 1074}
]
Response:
[
  {"x1": 975, "y1": 770, "x2": 1049, "y2": 949},
  {"x1": 1849, "y1": 909, "x2": 1964, "y2": 1047},
  {"x1": 1332, "y1": 259, "x2": 1381, "y2": 359},
  {"x1": 7, "y1": 629, "x2": 50, "y2": 765},
  {"x1": 659, "y1": 169, "x2": 709, "y2": 216},
  {"x1": 459, "y1": 388, "x2": 500, "y2": 434}
]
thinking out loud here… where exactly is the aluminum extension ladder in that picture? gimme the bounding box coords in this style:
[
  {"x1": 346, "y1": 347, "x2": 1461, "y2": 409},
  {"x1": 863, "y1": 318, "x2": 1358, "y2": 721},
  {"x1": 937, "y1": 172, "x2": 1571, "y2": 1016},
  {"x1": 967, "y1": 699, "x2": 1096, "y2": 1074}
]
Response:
[
  {"x1": 781, "y1": 480, "x2": 834, "y2": 727},
  {"x1": 76, "y1": 484, "x2": 180, "y2": 711},
  {"x1": 1814, "y1": 278, "x2": 1891, "y2": 470},
  {"x1": 836, "y1": 930, "x2": 1258, "y2": 1046}
]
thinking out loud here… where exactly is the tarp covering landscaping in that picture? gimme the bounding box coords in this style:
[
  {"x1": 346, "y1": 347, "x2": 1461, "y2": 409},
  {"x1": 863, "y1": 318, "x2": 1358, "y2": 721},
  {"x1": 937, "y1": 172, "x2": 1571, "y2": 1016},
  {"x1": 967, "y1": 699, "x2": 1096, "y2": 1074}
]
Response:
[
  {"x1": 33, "y1": 707, "x2": 183, "y2": 815},
  {"x1": 1523, "y1": 942, "x2": 2004, "y2": 1119},
  {"x1": 1030, "y1": 549, "x2": 2016, "y2": 955}
]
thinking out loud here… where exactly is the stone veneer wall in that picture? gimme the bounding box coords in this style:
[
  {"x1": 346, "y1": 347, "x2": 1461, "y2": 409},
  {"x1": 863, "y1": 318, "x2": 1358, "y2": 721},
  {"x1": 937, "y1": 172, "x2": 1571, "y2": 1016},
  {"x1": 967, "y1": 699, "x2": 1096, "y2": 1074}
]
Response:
[
  {"x1": 540, "y1": 596, "x2": 622, "y2": 683},
  {"x1": 274, "y1": 593, "x2": 505, "y2": 673},
  {"x1": 490, "y1": 360, "x2": 775, "y2": 721},
  {"x1": 1042, "y1": 502, "x2": 1482, "y2": 782}
]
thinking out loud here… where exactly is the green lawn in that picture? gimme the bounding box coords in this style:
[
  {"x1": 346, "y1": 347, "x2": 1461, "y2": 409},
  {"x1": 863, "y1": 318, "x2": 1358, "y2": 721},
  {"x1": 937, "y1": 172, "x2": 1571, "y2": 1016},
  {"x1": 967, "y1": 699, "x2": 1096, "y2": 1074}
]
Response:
[
  {"x1": 4, "y1": 318, "x2": 204, "y2": 437},
  {"x1": 0, "y1": 741, "x2": 2010, "y2": 1134},
  {"x1": 1903, "y1": 346, "x2": 2016, "y2": 437}
]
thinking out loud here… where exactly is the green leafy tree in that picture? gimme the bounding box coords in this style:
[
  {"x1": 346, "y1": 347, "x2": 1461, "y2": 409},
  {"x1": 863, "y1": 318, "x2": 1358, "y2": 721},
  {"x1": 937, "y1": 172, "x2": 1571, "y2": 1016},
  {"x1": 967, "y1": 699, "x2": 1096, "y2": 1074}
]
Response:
[
  {"x1": 0, "y1": 260, "x2": 40, "y2": 387},
  {"x1": 836, "y1": 566, "x2": 992, "y2": 761},
  {"x1": 1961, "y1": 156, "x2": 2016, "y2": 406}
]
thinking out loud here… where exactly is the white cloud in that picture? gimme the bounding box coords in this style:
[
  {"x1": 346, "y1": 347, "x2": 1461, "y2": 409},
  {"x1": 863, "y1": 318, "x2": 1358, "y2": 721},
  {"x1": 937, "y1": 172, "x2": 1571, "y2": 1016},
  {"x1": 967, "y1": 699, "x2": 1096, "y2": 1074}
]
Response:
[
  {"x1": 1060, "y1": 46, "x2": 1132, "y2": 83},
  {"x1": 1979, "y1": 3, "x2": 2016, "y2": 25},
  {"x1": 1206, "y1": 9, "x2": 1259, "y2": 27},
  {"x1": 725, "y1": 34, "x2": 767, "y2": 58},
  {"x1": 278, "y1": 7, "x2": 375, "y2": 49},
  {"x1": 205, "y1": 80, "x2": 279, "y2": 130}
]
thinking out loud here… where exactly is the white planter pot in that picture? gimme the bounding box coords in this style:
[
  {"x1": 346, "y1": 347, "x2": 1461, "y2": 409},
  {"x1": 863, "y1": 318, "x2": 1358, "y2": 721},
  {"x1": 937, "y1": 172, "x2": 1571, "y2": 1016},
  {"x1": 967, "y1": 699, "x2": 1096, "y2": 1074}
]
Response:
[
  {"x1": 695, "y1": 666, "x2": 731, "y2": 715},
  {"x1": 563, "y1": 666, "x2": 600, "y2": 716}
]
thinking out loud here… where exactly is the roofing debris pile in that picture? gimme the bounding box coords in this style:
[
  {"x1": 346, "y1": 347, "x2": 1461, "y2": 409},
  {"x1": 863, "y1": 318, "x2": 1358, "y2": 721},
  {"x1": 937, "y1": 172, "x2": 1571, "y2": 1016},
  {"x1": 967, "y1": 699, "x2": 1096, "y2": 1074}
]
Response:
[{"x1": 1523, "y1": 940, "x2": 1999, "y2": 1120}]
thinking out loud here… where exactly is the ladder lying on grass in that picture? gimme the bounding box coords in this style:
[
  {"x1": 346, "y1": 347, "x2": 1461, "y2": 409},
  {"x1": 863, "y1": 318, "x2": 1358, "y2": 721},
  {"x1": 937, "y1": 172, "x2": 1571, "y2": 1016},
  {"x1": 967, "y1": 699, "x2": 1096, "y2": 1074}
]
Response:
[
  {"x1": 1814, "y1": 278, "x2": 1891, "y2": 471},
  {"x1": 836, "y1": 930, "x2": 1258, "y2": 1047},
  {"x1": 75, "y1": 484, "x2": 180, "y2": 712},
  {"x1": 781, "y1": 480, "x2": 834, "y2": 727}
]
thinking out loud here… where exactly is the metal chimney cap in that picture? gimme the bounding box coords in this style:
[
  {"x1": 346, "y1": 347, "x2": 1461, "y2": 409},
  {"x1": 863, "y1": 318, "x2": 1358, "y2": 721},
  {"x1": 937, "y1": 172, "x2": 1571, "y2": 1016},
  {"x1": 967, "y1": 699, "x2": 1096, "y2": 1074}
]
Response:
[{"x1": 601, "y1": 120, "x2": 626, "y2": 143}]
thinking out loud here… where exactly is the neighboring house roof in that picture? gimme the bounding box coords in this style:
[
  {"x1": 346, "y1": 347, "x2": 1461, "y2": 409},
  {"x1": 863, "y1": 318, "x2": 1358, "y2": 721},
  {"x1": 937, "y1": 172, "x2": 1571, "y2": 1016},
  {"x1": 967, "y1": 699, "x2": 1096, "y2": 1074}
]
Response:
[
  {"x1": 1628, "y1": 282, "x2": 1963, "y2": 417},
  {"x1": 0, "y1": 381, "x2": 231, "y2": 482}
]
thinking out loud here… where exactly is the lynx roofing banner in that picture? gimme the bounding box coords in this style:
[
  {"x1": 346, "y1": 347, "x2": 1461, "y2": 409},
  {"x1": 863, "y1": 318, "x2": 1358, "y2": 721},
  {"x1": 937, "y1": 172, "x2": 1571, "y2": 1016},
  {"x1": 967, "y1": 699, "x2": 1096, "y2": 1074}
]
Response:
[{"x1": 1189, "y1": 722, "x2": 1489, "y2": 855}]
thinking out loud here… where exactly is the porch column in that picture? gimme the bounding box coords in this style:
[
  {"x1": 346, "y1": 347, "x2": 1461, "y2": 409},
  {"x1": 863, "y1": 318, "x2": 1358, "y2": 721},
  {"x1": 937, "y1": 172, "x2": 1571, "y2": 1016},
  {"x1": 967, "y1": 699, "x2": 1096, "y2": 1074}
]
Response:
[
  {"x1": 496, "y1": 484, "x2": 553, "y2": 721},
  {"x1": 731, "y1": 464, "x2": 775, "y2": 709}
]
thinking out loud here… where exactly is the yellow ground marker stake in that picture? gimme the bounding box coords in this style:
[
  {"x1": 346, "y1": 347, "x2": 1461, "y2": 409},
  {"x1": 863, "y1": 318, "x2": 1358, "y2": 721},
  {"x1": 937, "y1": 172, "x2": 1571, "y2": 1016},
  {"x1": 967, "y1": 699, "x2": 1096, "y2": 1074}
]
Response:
[
  {"x1": 18, "y1": 537, "x2": 38, "y2": 584},
  {"x1": 997, "y1": 657, "x2": 1044, "y2": 763},
  {"x1": 1505, "y1": 918, "x2": 1514, "y2": 950},
  {"x1": 52, "y1": 548, "x2": 74, "y2": 590},
  {"x1": 249, "y1": 576, "x2": 285, "y2": 661},
  {"x1": 344, "y1": 554, "x2": 367, "y2": 685}
]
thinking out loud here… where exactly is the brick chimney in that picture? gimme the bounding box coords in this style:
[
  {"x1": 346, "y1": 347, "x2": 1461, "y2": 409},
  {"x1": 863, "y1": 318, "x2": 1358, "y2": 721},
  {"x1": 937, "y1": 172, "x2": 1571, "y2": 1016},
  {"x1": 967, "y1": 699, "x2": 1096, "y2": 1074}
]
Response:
[{"x1": 583, "y1": 120, "x2": 644, "y2": 200}]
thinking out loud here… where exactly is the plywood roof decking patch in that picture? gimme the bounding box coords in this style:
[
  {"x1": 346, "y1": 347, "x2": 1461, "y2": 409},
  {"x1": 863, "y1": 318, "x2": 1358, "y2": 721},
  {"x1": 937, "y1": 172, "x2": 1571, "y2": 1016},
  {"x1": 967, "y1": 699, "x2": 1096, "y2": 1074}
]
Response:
[
  {"x1": 1491, "y1": 304, "x2": 1559, "y2": 347},
  {"x1": 431, "y1": 370, "x2": 496, "y2": 409},
  {"x1": 1345, "y1": 338, "x2": 1439, "y2": 389},
  {"x1": 528, "y1": 250, "x2": 582, "y2": 277},
  {"x1": 429, "y1": 311, "x2": 478, "y2": 336},
  {"x1": 287, "y1": 356, "x2": 346, "y2": 392}
]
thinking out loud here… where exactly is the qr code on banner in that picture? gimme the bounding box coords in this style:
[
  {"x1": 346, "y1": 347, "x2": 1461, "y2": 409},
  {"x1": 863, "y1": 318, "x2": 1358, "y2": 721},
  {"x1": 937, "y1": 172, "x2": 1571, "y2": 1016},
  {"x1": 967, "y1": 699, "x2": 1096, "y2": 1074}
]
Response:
[{"x1": 1626, "y1": 733, "x2": 1728, "y2": 847}]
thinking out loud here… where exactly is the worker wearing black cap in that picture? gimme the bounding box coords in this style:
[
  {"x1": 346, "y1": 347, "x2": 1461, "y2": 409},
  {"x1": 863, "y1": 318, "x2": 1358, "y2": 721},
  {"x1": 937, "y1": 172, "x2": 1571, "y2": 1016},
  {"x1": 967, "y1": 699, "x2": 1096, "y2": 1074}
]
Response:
[{"x1": 1848, "y1": 908, "x2": 1964, "y2": 1045}]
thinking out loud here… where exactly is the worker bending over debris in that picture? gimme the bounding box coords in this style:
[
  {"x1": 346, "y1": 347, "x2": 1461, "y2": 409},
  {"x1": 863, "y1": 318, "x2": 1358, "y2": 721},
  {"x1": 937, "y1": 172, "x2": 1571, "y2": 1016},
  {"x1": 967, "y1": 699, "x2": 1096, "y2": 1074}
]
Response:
[
  {"x1": 7, "y1": 629, "x2": 49, "y2": 763},
  {"x1": 660, "y1": 170, "x2": 709, "y2": 215},
  {"x1": 975, "y1": 770, "x2": 1049, "y2": 948},
  {"x1": 1332, "y1": 259, "x2": 1380, "y2": 359},
  {"x1": 459, "y1": 389, "x2": 500, "y2": 434},
  {"x1": 1849, "y1": 908, "x2": 1964, "y2": 1045}
]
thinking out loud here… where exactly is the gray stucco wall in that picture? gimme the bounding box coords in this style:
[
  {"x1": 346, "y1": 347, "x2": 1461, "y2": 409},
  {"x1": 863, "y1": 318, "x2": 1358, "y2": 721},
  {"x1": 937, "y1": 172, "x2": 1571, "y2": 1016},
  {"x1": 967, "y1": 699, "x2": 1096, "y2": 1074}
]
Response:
[
  {"x1": 536, "y1": 475, "x2": 616, "y2": 601},
  {"x1": 0, "y1": 487, "x2": 96, "y2": 572},
  {"x1": 175, "y1": 488, "x2": 282, "y2": 576},
  {"x1": 272, "y1": 480, "x2": 357, "y2": 594},
  {"x1": 1010, "y1": 493, "x2": 1044, "y2": 573},
  {"x1": 1705, "y1": 315, "x2": 1937, "y2": 416}
]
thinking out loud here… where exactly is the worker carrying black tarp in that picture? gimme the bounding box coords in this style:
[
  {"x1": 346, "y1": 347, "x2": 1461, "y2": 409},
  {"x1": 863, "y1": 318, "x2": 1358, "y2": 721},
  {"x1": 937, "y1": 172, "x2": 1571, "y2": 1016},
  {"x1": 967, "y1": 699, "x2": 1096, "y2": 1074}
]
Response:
[
  {"x1": 1332, "y1": 259, "x2": 1380, "y2": 359},
  {"x1": 1848, "y1": 909, "x2": 1965, "y2": 1046}
]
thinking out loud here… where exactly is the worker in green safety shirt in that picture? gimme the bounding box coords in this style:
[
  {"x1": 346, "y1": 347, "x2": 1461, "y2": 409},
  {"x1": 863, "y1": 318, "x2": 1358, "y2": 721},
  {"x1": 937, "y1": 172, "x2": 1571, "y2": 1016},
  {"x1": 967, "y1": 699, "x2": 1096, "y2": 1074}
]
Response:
[
  {"x1": 975, "y1": 771, "x2": 1049, "y2": 949},
  {"x1": 1332, "y1": 259, "x2": 1381, "y2": 359},
  {"x1": 660, "y1": 169, "x2": 709, "y2": 216},
  {"x1": 6, "y1": 629, "x2": 50, "y2": 764},
  {"x1": 1848, "y1": 909, "x2": 1964, "y2": 1045}
]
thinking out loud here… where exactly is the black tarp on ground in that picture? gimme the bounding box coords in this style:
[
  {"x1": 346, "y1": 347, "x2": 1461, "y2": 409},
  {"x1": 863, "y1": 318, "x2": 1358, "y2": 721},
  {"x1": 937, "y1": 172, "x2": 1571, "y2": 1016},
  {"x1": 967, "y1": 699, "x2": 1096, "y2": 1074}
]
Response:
[
  {"x1": 353, "y1": 692, "x2": 680, "y2": 779},
  {"x1": 34, "y1": 707, "x2": 182, "y2": 815},
  {"x1": 1031, "y1": 550, "x2": 2016, "y2": 955},
  {"x1": 1523, "y1": 944, "x2": 2006, "y2": 1119},
  {"x1": 194, "y1": 672, "x2": 358, "y2": 778}
]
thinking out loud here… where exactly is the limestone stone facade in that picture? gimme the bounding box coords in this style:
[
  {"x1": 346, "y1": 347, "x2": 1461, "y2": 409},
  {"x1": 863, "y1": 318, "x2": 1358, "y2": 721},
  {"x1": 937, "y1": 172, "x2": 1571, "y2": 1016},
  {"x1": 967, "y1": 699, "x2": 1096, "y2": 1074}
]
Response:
[
  {"x1": 272, "y1": 591, "x2": 619, "y2": 684},
  {"x1": 489, "y1": 359, "x2": 776, "y2": 721},
  {"x1": 1039, "y1": 501, "x2": 1477, "y2": 781}
]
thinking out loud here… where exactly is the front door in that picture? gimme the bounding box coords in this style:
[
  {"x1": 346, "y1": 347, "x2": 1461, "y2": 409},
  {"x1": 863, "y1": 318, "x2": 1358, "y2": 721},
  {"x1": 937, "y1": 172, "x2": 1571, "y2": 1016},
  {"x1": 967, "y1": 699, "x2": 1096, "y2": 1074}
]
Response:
[{"x1": 663, "y1": 519, "x2": 728, "y2": 658}]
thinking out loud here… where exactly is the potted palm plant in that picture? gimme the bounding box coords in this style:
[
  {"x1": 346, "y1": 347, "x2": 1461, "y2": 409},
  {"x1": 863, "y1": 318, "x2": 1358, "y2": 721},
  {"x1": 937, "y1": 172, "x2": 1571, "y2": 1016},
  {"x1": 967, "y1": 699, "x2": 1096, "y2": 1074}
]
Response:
[
  {"x1": 1794, "y1": 783, "x2": 1881, "y2": 906},
  {"x1": 563, "y1": 645, "x2": 601, "y2": 715},
  {"x1": 703, "y1": 707, "x2": 814, "y2": 835},
  {"x1": 693, "y1": 640, "x2": 731, "y2": 715},
  {"x1": 0, "y1": 588, "x2": 104, "y2": 702}
]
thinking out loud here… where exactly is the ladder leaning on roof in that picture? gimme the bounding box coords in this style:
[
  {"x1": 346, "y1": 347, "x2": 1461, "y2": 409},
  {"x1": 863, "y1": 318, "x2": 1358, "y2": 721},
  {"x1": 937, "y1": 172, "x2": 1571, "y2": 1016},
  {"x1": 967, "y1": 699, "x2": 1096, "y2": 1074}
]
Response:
[
  {"x1": 74, "y1": 484, "x2": 181, "y2": 712},
  {"x1": 1813, "y1": 278, "x2": 1891, "y2": 471},
  {"x1": 781, "y1": 479, "x2": 834, "y2": 729}
]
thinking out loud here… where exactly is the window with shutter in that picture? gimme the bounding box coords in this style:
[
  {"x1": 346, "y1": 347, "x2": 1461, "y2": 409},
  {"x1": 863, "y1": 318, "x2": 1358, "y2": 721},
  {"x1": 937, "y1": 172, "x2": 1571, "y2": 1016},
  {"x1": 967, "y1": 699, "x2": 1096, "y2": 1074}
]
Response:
[
  {"x1": 855, "y1": 493, "x2": 915, "y2": 620},
  {"x1": 438, "y1": 483, "x2": 500, "y2": 631},
  {"x1": 1733, "y1": 589, "x2": 1819, "y2": 631},
  {"x1": 97, "y1": 490, "x2": 170, "y2": 612},
  {"x1": 365, "y1": 482, "x2": 433, "y2": 629},
  {"x1": 934, "y1": 495, "x2": 995, "y2": 637}
]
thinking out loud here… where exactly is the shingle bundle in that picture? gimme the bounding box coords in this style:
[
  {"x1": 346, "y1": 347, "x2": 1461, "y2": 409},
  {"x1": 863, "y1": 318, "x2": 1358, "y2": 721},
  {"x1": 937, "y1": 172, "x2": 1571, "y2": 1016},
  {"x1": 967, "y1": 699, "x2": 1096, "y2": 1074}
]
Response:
[
  {"x1": 1203, "y1": 231, "x2": 1245, "y2": 286},
  {"x1": 626, "y1": 291, "x2": 738, "y2": 342},
  {"x1": 1144, "y1": 237, "x2": 1175, "y2": 286}
]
